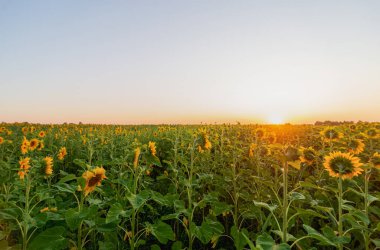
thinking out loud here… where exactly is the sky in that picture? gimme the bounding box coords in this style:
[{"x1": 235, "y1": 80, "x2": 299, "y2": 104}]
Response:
[{"x1": 0, "y1": 0, "x2": 379, "y2": 124}]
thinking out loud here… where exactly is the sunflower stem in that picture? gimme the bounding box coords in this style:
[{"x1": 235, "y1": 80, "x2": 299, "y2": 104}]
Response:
[
  {"x1": 282, "y1": 161, "x2": 288, "y2": 243},
  {"x1": 338, "y1": 176, "x2": 343, "y2": 250}
]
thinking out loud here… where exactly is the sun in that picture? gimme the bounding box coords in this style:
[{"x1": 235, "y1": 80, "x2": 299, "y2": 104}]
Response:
[{"x1": 267, "y1": 115, "x2": 284, "y2": 124}]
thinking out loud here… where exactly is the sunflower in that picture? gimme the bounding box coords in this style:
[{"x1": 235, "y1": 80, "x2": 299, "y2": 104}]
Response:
[
  {"x1": 199, "y1": 132, "x2": 212, "y2": 151},
  {"x1": 22, "y1": 127, "x2": 29, "y2": 134},
  {"x1": 323, "y1": 151, "x2": 363, "y2": 179},
  {"x1": 370, "y1": 152, "x2": 380, "y2": 169},
  {"x1": 57, "y1": 147, "x2": 67, "y2": 160},
  {"x1": 148, "y1": 141, "x2": 157, "y2": 156},
  {"x1": 320, "y1": 127, "x2": 342, "y2": 142},
  {"x1": 82, "y1": 167, "x2": 107, "y2": 196},
  {"x1": 21, "y1": 137, "x2": 29, "y2": 154},
  {"x1": 300, "y1": 147, "x2": 317, "y2": 165},
  {"x1": 284, "y1": 146, "x2": 299, "y2": 162},
  {"x1": 37, "y1": 141, "x2": 44, "y2": 150},
  {"x1": 0, "y1": 137, "x2": 3, "y2": 144},
  {"x1": 248, "y1": 143, "x2": 256, "y2": 158},
  {"x1": 255, "y1": 128, "x2": 265, "y2": 139},
  {"x1": 133, "y1": 147, "x2": 140, "y2": 168},
  {"x1": 44, "y1": 156, "x2": 53, "y2": 176},
  {"x1": 18, "y1": 157, "x2": 31, "y2": 180},
  {"x1": 366, "y1": 129, "x2": 378, "y2": 139},
  {"x1": 347, "y1": 139, "x2": 365, "y2": 155},
  {"x1": 266, "y1": 132, "x2": 277, "y2": 144},
  {"x1": 29, "y1": 139, "x2": 39, "y2": 151},
  {"x1": 38, "y1": 131, "x2": 46, "y2": 138}
]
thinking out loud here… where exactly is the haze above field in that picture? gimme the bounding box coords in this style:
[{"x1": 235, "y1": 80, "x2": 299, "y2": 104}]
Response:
[{"x1": 1, "y1": 1, "x2": 380, "y2": 124}]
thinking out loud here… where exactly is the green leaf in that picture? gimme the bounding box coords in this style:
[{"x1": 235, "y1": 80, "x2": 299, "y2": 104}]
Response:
[
  {"x1": 171, "y1": 241, "x2": 183, "y2": 250},
  {"x1": 231, "y1": 225, "x2": 248, "y2": 250},
  {"x1": 146, "y1": 220, "x2": 175, "y2": 244},
  {"x1": 106, "y1": 203, "x2": 126, "y2": 223},
  {"x1": 253, "y1": 201, "x2": 277, "y2": 212},
  {"x1": 303, "y1": 225, "x2": 336, "y2": 247},
  {"x1": 193, "y1": 218, "x2": 224, "y2": 244},
  {"x1": 127, "y1": 192, "x2": 150, "y2": 210},
  {"x1": 289, "y1": 192, "x2": 305, "y2": 201},
  {"x1": 28, "y1": 226, "x2": 68, "y2": 250},
  {"x1": 57, "y1": 174, "x2": 77, "y2": 184},
  {"x1": 256, "y1": 233, "x2": 290, "y2": 250}
]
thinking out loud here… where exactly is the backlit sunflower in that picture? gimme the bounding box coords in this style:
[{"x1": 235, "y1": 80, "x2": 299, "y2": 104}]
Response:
[
  {"x1": 44, "y1": 156, "x2": 53, "y2": 176},
  {"x1": 323, "y1": 151, "x2": 363, "y2": 179},
  {"x1": 370, "y1": 152, "x2": 380, "y2": 169},
  {"x1": 57, "y1": 147, "x2": 67, "y2": 160},
  {"x1": 29, "y1": 139, "x2": 39, "y2": 151},
  {"x1": 148, "y1": 141, "x2": 157, "y2": 156},
  {"x1": 255, "y1": 128, "x2": 265, "y2": 139},
  {"x1": 320, "y1": 127, "x2": 342, "y2": 142},
  {"x1": 82, "y1": 167, "x2": 107, "y2": 196},
  {"x1": 347, "y1": 139, "x2": 365, "y2": 155},
  {"x1": 300, "y1": 147, "x2": 317, "y2": 165}
]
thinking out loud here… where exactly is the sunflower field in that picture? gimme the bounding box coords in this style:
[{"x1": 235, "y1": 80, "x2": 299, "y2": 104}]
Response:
[{"x1": 0, "y1": 123, "x2": 380, "y2": 250}]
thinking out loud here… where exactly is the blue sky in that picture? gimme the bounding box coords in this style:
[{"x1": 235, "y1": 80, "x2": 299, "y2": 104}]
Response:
[{"x1": 1, "y1": 1, "x2": 379, "y2": 124}]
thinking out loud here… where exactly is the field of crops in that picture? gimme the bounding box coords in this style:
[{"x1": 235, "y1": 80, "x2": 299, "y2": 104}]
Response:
[{"x1": 0, "y1": 123, "x2": 379, "y2": 250}]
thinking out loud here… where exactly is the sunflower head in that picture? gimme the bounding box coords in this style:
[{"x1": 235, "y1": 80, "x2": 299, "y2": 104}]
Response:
[
  {"x1": 284, "y1": 146, "x2": 299, "y2": 162},
  {"x1": 44, "y1": 156, "x2": 53, "y2": 176},
  {"x1": 248, "y1": 143, "x2": 256, "y2": 158},
  {"x1": 300, "y1": 147, "x2": 317, "y2": 165},
  {"x1": 323, "y1": 151, "x2": 363, "y2": 179},
  {"x1": 254, "y1": 128, "x2": 265, "y2": 139},
  {"x1": 0, "y1": 137, "x2": 4, "y2": 144},
  {"x1": 320, "y1": 127, "x2": 342, "y2": 141},
  {"x1": 370, "y1": 152, "x2": 380, "y2": 169},
  {"x1": 366, "y1": 129, "x2": 378, "y2": 138},
  {"x1": 38, "y1": 131, "x2": 46, "y2": 138},
  {"x1": 266, "y1": 132, "x2": 277, "y2": 144},
  {"x1": 82, "y1": 167, "x2": 107, "y2": 196},
  {"x1": 347, "y1": 139, "x2": 365, "y2": 155},
  {"x1": 148, "y1": 141, "x2": 157, "y2": 156},
  {"x1": 29, "y1": 139, "x2": 39, "y2": 151}
]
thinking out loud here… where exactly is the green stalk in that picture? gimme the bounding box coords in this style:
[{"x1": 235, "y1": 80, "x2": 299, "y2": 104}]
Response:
[
  {"x1": 282, "y1": 161, "x2": 288, "y2": 243},
  {"x1": 338, "y1": 176, "x2": 343, "y2": 250}
]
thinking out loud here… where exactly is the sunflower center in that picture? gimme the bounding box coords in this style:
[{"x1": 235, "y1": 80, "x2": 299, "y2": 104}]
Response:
[
  {"x1": 329, "y1": 156, "x2": 355, "y2": 174},
  {"x1": 88, "y1": 175, "x2": 102, "y2": 187}
]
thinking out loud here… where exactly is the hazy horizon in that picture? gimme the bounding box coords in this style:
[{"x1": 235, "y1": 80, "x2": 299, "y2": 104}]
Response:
[{"x1": 1, "y1": 1, "x2": 380, "y2": 124}]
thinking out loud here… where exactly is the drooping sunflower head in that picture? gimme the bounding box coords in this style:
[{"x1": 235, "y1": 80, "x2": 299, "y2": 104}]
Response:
[
  {"x1": 347, "y1": 139, "x2": 365, "y2": 155},
  {"x1": 29, "y1": 139, "x2": 39, "y2": 151},
  {"x1": 300, "y1": 147, "x2": 317, "y2": 165},
  {"x1": 320, "y1": 127, "x2": 342, "y2": 142},
  {"x1": 323, "y1": 151, "x2": 363, "y2": 179},
  {"x1": 82, "y1": 167, "x2": 107, "y2": 196},
  {"x1": 370, "y1": 152, "x2": 380, "y2": 169}
]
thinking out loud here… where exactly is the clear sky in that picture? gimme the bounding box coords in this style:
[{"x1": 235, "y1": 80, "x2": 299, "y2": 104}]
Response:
[{"x1": 1, "y1": 1, "x2": 379, "y2": 124}]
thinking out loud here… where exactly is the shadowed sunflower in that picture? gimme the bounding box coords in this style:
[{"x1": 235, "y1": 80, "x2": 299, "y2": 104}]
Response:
[
  {"x1": 320, "y1": 127, "x2": 343, "y2": 142},
  {"x1": 347, "y1": 139, "x2": 365, "y2": 155},
  {"x1": 366, "y1": 129, "x2": 378, "y2": 139},
  {"x1": 300, "y1": 147, "x2": 317, "y2": 165},
  {"x1": 254, "y1": 128, "x2": 265, "y2": 139},
  {"x1": 370, "y1": 152, "x2": 380, "y2": 169},
  {"x1": 82, "y1": 167, "x2": 107, "y2": 196},
  {"x1": 323, "y1": 152, "x2": 363, "y2": 179}
]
